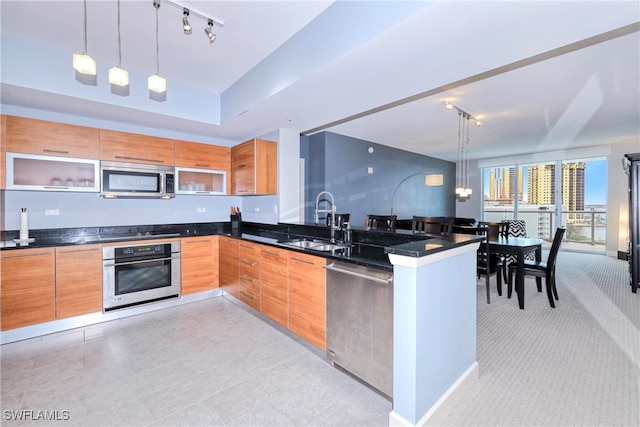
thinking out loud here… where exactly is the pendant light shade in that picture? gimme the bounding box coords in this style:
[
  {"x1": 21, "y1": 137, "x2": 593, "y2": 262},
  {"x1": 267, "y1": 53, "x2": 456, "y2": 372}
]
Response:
[
  {"x1": 148, "y1": 74, "x2": 167, "y2": 93},
  {"x1": 109, "y1": 0, "x2": 129, "y2": 87},
  {"x1": 73, "y1": 53, "x2": 96, "y2": 75},
  {"x1": 73, "y1": 0, "x2": 96, "y2": 75}
]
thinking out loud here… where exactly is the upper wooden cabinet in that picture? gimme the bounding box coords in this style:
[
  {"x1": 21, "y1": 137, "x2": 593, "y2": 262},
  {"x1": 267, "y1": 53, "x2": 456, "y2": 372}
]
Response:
[
  {"x1": 174, "y1": 140, "x2": 230, "y2": 171},
  {"x1": 100, "y1": 129, "x2": 175, "y2": 165},
  {"x1": 231, "y1": 138, "x2": 277, "y2": 195},
  {"x1": 5, "y1": 115, "x2": 100, "y2": 159}
]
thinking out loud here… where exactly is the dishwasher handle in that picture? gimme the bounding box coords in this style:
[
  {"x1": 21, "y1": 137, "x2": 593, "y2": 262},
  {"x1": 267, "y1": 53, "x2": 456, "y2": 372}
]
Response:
[{"x1": 324, "y1": 264, "x2": 393, "y2": 285}]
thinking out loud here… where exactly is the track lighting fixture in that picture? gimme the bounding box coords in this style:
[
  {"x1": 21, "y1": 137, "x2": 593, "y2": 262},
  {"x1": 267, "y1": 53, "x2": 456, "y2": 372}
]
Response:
[
  {"x1": 205, "y1": 19, "x2": 216, "y2": 43},
  {"x1": 182, "y1": 8, "x2": 192, "y2": 35},
  {"x1": 73, "y1": 0, "x2": 96, "y2": 75},
  {"x1": 444, "y1": 100, "x2": 453, "y2": 110},
  {"x1": 148, "y1": 0, "x2": 166, "y2": 93},
  {"x1": 109, "y1": 0, "x2": 129, "y2": 87}
]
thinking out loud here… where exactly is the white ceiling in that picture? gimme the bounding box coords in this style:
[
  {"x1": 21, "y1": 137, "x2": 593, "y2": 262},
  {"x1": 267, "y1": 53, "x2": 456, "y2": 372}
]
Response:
[{"x1": 1, "y1": 1, "x2": 638, "y2": 162}]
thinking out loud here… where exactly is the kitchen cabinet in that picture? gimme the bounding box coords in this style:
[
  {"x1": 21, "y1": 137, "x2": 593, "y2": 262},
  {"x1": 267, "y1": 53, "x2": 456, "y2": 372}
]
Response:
[
  {"x1": 5, "y1": 115, "x2": 100, "y2": 159},
  {"x1": 55, "y1": 245, "x2": 102, "y2": 319},
  {"x1": 181, "y1": 236, "x2": 218, "y2": 295},
  {"x1": 288, "y1": 251, "x2": 326, "y2": 350},
  {"x1": 219, "y1": 237, "x2": 239, "y2": 298},
  {"x1": 0, "y1": 115, "x2": 6, "y2": 189},
  {"x1": 5, "y1": 152, "x2": 100, "y2": 192},
  {"x1": 175, "y1": 141, "x2": 230, "y2": 195},
  {"x1": 100, "y1": 129, "x2": 175, "y2": 166},
  {"x1": 260, "y1": 245, "x2": 288, "y2": 328},
  {"x1": 231, "y1": 138, "x2": 277, "y2": 195},
  {"x1": 238, "y1": 241, "x2": 261, "y2": 310},
  {"x1": 1, "y1": 248, "x2": 56, "y2": 331}
]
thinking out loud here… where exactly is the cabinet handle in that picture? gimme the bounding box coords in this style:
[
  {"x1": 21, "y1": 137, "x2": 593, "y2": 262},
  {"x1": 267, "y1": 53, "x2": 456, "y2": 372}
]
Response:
[
  {"x1": 239, "y1": 275, "x2": 254, "y2": 283},
  {"x1": 185, "y1": 239, "x2": 210, "y2": 244},
  {"x1": 240, "y1": 259, "x2": 256, "y2": 266},
  {"x1": 114, "y1": 155, "x2": 164, "y2": 164},
  {"x1": 195, "y1": 163, "x2": 210, "y2": 168},
  {"x1": 240, "y1": 290, "x2": 255, "y2": 300},
  {"x1": 43, "y1": 148, "x2": 70, "y2": 154},
  {"x1": 58, "y1": 247, "x2": 100, "y2": 254},
  {"x1": 2, "y1": 251, "x2": 51, "y2": 258},
  {"x1": 239, "y1": 243, "x2": 254, "y2": 249},
  {"x1": 261, "y1": 249, "x2": 281, "y2": 256},
  {"x1": 291, "y1": 257, "x2": 316, "y2": 265},
  {"x1": 43, "y1": 186, "x2": 70, "y2": 190}
]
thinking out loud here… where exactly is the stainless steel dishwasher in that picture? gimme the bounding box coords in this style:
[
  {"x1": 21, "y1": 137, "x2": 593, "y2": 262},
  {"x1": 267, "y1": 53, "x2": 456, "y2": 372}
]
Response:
[{"x1": 325, "y1": 260, "x2": 394, "y2": 398}]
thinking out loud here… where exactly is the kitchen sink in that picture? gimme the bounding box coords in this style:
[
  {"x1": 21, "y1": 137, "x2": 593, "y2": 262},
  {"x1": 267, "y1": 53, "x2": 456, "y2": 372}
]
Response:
[{"x1": 282, "y1": 239, "x2": 350, "y2": 252}]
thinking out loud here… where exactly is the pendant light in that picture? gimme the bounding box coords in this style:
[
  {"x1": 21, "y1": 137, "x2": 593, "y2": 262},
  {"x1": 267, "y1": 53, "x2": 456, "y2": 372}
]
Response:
[
  {"x1": 109, "y1": 0, "x2": 129, "y2": 87},
  {"x1": 72, "y1": 0, "x2": 96, "y2": 75},
  {"x1": 148, "y1": 0, "x2": 166, "y2": 93}
]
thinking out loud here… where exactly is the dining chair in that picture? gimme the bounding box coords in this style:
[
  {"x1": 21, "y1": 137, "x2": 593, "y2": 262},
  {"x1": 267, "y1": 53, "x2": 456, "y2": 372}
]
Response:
[
  {"x1": 476, "y1": 224, "x2": 504, "y2": 304},
  {"x1": 411, "y1": 216, "x2": 454, "y2": 236},
  {"x1": 508, "y1": 227, "x2": 566, "y2": 308},
  {"x1": 478, "y1": 221, "x2": 510, "y2": 280},
  {"x1": 365, "y1": 214, "x2": 397, "y2": 231}
]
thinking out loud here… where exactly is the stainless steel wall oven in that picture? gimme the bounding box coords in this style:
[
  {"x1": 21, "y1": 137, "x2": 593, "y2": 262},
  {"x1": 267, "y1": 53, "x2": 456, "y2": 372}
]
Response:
[{"x1": 103, "y1": 241, "x2": 181, "y2": 311}]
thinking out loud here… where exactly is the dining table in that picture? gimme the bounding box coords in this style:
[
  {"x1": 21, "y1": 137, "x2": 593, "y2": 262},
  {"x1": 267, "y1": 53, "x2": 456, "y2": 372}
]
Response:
[
  {"x1": 488, "y1": 236, "x2": 544, "y2": 309},
  {"x1": 454, "y1": 225, "x2": 544, "y2": 309}
]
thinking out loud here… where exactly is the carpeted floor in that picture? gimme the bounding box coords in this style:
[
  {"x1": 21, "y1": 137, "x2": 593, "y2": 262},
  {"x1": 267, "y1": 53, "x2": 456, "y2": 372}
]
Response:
[{"x1": 442, "y1": 251, "x2": 640, "y2": 426}]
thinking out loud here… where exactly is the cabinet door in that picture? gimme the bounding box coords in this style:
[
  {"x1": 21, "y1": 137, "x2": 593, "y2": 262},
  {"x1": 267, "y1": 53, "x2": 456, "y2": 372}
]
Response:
[
  {"x1": 1, "y1": 115, "x2": 6, "y2": 189},
  {"x1": 230, "y1": 139, "x2": 277, "y2": 195},
  {"x1": 238, "y1": 241, "x2": 260, "y2": 310},
  {"x1": 219, "y1": 237, "x2": 239, "y2": 298},
  {"x1": 6, "y1": 116, "x2": 100, "y2": 159},
  {"x1": 55, "y1": 245, "x2": 102, "y2": 319},
  {"x1": 100, "y1": 130, "x2": 175, "y2": 165},
  {"x1": 1, "y1": 248, "x2": 55, "y2": 331},
  {"x1": 181, "y1": 237, "x2": 216, "y2": 295},
  {"x1": 288, "y1": 251, "x2": 326, "y2": 350},
  {"x1": 174, "y1": 140, "x2": 230, "y2": 171},
  {"x1": 260, "y1": 246, "x2": 288, "y2": 327}
]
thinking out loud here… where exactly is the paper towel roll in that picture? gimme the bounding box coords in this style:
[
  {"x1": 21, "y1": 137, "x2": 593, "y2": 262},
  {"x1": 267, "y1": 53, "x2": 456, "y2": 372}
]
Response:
[{"x1": 20, "y1": 208, "x2": 29, "y2": 241}]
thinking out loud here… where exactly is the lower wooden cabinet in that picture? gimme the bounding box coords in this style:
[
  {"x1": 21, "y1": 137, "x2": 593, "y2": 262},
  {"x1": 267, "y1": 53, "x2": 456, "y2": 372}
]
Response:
[
  {"x1": 288, "y1": 251, "x2": 326, "y2": 350},
  {"x1": 1, "y1": 248, "x2": 55, "y2": 331},
  {"x1": 55, "y1": 245, "x2": 102, "y2": 319},
  {"x1": 238, "y1": 241, "x2": 261, "y2": 310},
  {"x1": 219, "y1": 237, "x2": 239, "y2": 298},
  {"x1": 181, "y1": 236, "x2": 218, "y2": 295},
  {"x1": 260, "y1": 245, "x2": 288, "y2": 328}
]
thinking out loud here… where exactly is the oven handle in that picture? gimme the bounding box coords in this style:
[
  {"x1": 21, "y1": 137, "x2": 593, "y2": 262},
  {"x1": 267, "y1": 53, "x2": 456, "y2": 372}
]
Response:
[{"x1": 108, "y1": 256, "x2": 175, "y2": 267}]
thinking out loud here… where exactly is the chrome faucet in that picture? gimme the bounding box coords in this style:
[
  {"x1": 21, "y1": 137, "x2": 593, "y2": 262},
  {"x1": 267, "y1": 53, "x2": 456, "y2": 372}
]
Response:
[{"x1": 314, "y1": 191, "x2": 337, "y2": 243}]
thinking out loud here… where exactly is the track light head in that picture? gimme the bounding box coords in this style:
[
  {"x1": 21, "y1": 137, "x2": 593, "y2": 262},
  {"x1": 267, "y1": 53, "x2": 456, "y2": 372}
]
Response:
[
  {"x1": 444, "y1": 100, "x2": 453, "y2": 110},
  {"x1": 205, "y1": 19, "x2": 216, "y2": 43},
  {"x1": 182, "y1": 8, "x2": 192, "y2": 34}
]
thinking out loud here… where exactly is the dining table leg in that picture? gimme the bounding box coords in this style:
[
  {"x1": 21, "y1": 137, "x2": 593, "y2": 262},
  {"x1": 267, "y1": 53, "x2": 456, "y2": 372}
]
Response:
[{"x1": 516, "y1": 248, "x2": 525, "y2": 309}]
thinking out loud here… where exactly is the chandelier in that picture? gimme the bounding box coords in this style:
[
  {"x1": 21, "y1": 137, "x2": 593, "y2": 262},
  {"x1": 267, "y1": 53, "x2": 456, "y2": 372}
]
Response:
[{"x1": 445, "y1": 100, "x2": 481, "y2": 201}]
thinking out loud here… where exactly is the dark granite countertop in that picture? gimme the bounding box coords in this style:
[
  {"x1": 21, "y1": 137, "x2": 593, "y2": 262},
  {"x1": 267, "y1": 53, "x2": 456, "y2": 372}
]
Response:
[{"x1": 1, "y1": 221, "x2": 482, "y2": 271}]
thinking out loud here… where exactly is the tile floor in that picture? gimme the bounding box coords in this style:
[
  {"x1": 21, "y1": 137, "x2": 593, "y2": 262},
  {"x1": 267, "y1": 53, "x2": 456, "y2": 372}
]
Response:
[{"x1": 0, "y1": 297, "x2": 392, "y2": 426}]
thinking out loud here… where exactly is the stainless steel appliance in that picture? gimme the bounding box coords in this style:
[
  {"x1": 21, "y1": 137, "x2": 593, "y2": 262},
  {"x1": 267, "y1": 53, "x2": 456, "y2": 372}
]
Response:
[
  {"x1": 103, "y1": 241, "x2": 181, "y2": 311},
  {"x1": 100, "y1": 161, "x2": 175, "y2": 198},
  {"x1": 325, "y1": 260, "x2": 394, "y2": 398}
]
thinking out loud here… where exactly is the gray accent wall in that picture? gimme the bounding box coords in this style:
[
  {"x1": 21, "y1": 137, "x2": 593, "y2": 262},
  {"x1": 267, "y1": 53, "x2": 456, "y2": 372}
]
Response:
[{"x1": 302, "y1": 132, "x2": 456, "y2": 228}]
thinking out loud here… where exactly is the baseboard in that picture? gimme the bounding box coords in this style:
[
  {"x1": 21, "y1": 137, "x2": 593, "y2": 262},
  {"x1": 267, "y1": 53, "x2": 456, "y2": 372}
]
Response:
[{"x1": 388, "y1": 362, "x2": 479, "y2": 427}]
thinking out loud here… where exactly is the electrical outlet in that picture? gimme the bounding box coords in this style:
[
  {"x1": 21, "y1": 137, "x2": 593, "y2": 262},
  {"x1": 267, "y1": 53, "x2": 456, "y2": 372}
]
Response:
[
  {"x1": 368, "y1": 167, "x2": 374, "y2": 174},
  {"x1": 274, "y1": 205, "x2": 278, "y2": 214},
  {"x1": 254, "y1": 207, "x2": 260, "y2": 212},
  {"x1": 45, "y1": 209, "x2": 59, "y2": 216},
  {"x1": 197, "y1": 207, "x2": 206, "y2": 213}
]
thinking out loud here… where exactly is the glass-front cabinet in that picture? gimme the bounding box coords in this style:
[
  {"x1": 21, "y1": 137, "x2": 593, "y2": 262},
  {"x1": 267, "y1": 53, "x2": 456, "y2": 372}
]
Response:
[
  {"x1": 175, "y1": 167, "x2": 226, "y2": 195},
  {"x1": 6, "y1": 152, "x2": 100, "y2": 192}
]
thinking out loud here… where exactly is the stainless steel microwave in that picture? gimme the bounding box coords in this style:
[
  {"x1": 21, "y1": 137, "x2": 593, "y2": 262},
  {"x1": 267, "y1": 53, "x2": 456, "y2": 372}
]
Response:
[{"x1": 100, "y1": 161, "x2": 175, "y2": 199}]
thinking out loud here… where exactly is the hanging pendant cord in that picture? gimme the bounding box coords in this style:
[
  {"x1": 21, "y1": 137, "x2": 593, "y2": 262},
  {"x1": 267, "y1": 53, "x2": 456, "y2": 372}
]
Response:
[
  {"x1": 154, "y1": 0, "x2": 160, "y2": 75},
  {"x1": 457, "y1": 110, "x2": 463, "y2": 189},
  {"x1": 117, "y1": 0, "x2": 121, "y2": 66},
  {"x1": 82, "y1": 0, "x2": 88, "y2": 54}
]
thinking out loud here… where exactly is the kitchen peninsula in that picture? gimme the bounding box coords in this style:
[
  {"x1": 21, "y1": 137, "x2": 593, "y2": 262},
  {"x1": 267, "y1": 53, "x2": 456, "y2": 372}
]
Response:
[{"x1": 1, "y1": 221, "x2": 482, "y2": 427}]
